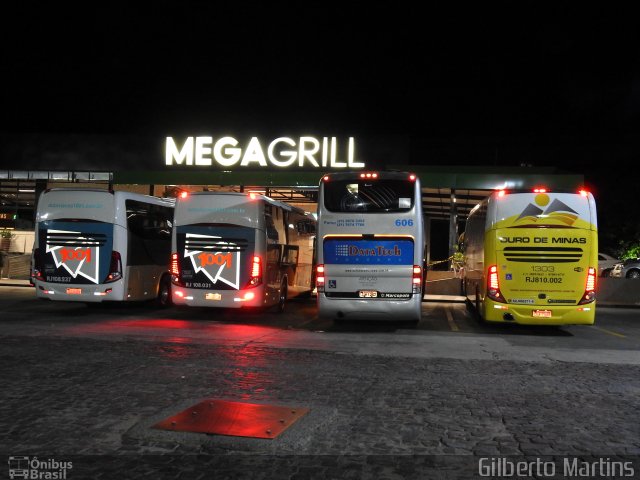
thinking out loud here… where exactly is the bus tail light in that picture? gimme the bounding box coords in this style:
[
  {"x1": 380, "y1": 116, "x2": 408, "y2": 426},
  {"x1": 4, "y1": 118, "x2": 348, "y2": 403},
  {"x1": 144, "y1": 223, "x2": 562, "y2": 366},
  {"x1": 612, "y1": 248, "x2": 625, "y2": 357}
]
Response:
[
  {"x1": 316, "y1": 264, "x2": 325, "y2": 293},
  {"x1": 487, "y1": 265, "x2": 506, "y2": 303},
  {"x1": 105, "y1": 251, "x2": 122, "y2": 283},
  {"x1": 246, "y1": 255, "x2": 262, "y2": 287},
  {"x1": 578, "y1": 267, "x2": 596, "y2": 304},
  {"x1": 170, "y1": 252, "x2": 183, "y2": 286},
  {"x1": 578, "y1": 189, "x2": 589, "y2": 197},
  {"x1": 412, "y1": 265, "x2": 422, "y2": 294},
  {"x1": 31, "y1": 248, "x2": 44, "y2": 282},
  {"x1": 533, "y1": 187, "x2": 548, "y2": 193}
]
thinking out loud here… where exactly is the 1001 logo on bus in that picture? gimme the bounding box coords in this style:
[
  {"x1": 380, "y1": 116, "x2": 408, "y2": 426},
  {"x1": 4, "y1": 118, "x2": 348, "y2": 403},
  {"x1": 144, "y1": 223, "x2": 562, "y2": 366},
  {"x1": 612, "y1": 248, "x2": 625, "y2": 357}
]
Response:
[
  {"x1": 60, "y1": 248, "x2": 92, "y2": 263},
  {"x1": 197, "y1": 252, "x2": 233, "y2": 268}
]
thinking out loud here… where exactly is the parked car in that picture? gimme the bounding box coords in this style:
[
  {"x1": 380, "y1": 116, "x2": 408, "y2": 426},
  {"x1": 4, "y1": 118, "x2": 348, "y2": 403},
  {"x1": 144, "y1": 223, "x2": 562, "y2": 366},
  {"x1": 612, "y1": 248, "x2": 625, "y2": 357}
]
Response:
[
  {"x1": 611, "y1": 258, "x2": 640, "y2": 279},
  {"x1": 598, "y1": 253, "x2": 620, "y2": 277}
]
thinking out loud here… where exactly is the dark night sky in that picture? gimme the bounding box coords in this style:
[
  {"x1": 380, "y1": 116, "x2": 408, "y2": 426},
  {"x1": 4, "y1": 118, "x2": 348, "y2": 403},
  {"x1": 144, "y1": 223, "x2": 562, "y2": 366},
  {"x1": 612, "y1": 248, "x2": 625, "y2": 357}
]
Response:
[{"x1": 1, "y1": 3, "x2": 639, "y2": 252}]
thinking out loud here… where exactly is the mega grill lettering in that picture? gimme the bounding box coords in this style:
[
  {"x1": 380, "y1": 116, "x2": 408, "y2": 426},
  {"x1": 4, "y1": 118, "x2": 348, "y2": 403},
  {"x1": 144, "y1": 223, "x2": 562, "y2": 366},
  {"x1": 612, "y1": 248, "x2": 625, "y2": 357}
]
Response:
[{"x1": 166, "y1": 136, "x2": 364, "y2": 169}]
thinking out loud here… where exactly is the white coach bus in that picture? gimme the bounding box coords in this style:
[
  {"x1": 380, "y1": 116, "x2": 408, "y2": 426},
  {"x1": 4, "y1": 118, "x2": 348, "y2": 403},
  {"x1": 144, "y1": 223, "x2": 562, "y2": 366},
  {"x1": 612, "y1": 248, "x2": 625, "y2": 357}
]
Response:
[
  {"x1": 31, "y1": 189, "x2": 175, "y2": 305},
  {"x1": 316, "y1": 171, "x2": 425, "y2": 321},
  {"x1": 170, "y1": 192, "x2": 316, "y2": 311}
]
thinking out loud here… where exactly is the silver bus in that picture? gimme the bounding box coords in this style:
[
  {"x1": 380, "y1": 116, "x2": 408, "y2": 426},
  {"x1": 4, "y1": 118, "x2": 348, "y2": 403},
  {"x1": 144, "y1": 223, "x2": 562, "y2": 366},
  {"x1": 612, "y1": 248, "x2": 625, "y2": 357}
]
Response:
[
  {"x1": 316, "y1": 171, "x2": 425, "y2": 321},
  {"x1": 32, "y1": 189, "x2": 175, "y2": 305},
  {"x1": 170, "y1": 192, "x2": 316, "y2": 311}
]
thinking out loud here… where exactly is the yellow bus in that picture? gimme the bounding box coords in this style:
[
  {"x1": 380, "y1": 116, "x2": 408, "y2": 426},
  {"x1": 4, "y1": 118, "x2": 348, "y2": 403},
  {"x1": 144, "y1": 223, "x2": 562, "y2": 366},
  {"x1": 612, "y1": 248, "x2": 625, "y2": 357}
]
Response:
[{"x1": 462, "y1": 188, "x2": 597, "y2": 325}]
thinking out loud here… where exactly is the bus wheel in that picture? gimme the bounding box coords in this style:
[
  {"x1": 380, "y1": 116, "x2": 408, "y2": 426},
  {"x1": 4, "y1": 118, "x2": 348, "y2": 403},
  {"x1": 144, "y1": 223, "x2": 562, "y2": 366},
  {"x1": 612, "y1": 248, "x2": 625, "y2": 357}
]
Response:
[
  {"x1": 276, "y1": 280, "x2": 287, "y2": 313},
  {"x1": 474, "y1": 286, "x2": 485, "y2": 323},
  {"x1": 157, "y1": 275, "x2": 172, "y2": 307}
]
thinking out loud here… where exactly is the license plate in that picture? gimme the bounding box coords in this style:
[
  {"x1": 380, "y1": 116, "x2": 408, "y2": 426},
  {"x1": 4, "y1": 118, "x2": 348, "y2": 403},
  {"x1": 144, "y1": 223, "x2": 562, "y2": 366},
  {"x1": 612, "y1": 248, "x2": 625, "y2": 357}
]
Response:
[
  {"x1": 358, "y1": 290, "x2": 378, "y2": 298},
  {"x1": 532, "y1": 309, "x2": 552, "y2": 318},
  {"x1": 205, "y1": 293, "x2": 222, "y2": 301},
  {"x1": 66, "y1": 288, "x2": 82, "y2": 295}
]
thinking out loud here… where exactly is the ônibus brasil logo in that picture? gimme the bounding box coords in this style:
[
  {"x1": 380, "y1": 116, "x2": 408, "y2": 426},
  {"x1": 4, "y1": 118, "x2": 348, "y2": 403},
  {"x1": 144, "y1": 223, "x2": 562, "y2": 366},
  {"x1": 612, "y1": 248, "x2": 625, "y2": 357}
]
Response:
[
  {"x1": 8, "y1": 456, "x2": 73, "y2": 479},
  {"x1": 46, "y1": 229, "x2": 100, "y2": 284},
  {"x1": 184, "y1": 233, "x2": 241, "y2": 289}
]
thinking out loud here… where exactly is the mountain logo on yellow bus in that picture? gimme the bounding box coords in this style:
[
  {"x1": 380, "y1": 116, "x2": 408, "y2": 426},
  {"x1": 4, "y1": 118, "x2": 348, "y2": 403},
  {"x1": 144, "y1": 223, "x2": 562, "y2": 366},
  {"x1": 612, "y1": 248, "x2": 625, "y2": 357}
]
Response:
[{"x1": 514, "y1": 194, "x2": 579, "y2": 226}]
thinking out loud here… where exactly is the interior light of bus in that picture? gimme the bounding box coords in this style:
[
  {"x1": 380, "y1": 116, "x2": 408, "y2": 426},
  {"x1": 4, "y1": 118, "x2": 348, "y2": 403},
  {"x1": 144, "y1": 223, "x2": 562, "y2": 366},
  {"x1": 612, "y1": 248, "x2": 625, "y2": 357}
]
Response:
[
  {"x1": 105, "y1": 251, "x2": 122, "y2": 283},
  {"x1": 578, "y1": 189, "x2": 589, "y2": 197},
  {"x1": 247, "y1": 255, "x2": 262, "y2": 287},
  {"x1": 487, "y1": 265, "x2": 506, "y2": 303},
  {"x1": 579, "y1": 267, "x2": 596, "y2": 305}
]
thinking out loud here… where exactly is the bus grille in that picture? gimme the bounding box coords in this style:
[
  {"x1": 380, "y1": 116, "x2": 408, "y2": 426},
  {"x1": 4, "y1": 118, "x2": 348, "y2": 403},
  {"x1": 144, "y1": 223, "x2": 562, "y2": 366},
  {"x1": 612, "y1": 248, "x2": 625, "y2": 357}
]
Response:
[
  {"x1": 46, "y1": 232, "x2": 107, "y2": 247},
  {"x1": 185, "y1": 237, "x2": 249, "y2": 252},
  {"x1": 503, "y1": 247, "x2": 583, "y2": 263}
]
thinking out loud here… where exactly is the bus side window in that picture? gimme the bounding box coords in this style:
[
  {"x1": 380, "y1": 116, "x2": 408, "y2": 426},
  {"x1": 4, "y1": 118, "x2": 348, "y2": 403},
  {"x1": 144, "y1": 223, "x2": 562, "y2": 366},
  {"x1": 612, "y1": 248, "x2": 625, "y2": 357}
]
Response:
[
  {"x1": 282, "y1": 245, "x2": 299, "y2": 266},
  {"x1": 125, "y1": 200, "x2": 173, "y2": 266},
  {"x1": 265, "y1": 214, "x2": 279, "y2": 243}
]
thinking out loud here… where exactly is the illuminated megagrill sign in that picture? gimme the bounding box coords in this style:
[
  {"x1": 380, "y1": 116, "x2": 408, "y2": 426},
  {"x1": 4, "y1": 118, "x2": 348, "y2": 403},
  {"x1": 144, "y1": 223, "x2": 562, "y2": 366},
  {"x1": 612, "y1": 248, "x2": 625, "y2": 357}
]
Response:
[{"x1": 165, "y1": 136, "x2": 364, "y2": 169}]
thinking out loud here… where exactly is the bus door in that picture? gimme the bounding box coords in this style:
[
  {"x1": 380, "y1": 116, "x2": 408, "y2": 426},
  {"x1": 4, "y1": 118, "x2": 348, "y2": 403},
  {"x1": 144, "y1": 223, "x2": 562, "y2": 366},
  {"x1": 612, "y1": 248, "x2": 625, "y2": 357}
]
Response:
[{"x1": 323, "y1": 236, "x2": 415, "y2": 300}]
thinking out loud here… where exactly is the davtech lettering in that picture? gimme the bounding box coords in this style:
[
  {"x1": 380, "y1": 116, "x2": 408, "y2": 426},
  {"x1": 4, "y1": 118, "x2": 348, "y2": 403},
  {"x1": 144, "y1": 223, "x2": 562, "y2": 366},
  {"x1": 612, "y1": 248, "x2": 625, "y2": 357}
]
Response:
[
  {"x1": 166, "y1": 136, "x2": 364, "y2": 169},
  {"x1": 349, "y1": 245, "x2": 402, "y2": 256}
]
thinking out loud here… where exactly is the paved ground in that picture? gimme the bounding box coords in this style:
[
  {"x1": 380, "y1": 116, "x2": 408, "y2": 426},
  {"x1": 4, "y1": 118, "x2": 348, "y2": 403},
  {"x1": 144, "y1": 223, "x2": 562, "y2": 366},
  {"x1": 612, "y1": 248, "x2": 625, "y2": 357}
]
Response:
[{"x1": 1, "y1": 286, "x2": 639, "y2": 479}]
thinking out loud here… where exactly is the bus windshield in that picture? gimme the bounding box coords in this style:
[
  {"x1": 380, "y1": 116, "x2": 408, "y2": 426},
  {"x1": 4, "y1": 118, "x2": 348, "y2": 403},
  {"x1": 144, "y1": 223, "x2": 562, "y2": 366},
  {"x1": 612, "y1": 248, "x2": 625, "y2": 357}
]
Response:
[{"x1": 323, "y1": 179, "x2": 415, "y2": 213}]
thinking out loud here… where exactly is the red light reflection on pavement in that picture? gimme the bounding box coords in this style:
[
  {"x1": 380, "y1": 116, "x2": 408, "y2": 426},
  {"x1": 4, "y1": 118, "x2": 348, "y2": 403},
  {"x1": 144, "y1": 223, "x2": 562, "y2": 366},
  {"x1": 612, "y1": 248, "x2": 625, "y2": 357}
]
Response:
[
  {"x1": 64, "y1": 318, "x2": 278, "y2": 342},
  {"x1": 152, "y1": 399, "x2": 309, "y2": 439}
]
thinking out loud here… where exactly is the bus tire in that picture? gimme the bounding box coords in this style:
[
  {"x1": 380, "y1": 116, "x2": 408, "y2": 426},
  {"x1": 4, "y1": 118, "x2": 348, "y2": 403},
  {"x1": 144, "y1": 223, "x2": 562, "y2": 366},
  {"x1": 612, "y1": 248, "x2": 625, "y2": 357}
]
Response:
[
  {"x1": 474, "y1": 286, "x2": 484, "y2": 323},
  {"x1": 276, "y1": 279, "x2": 287, "y2": 313},
  {"x1": 157, "y1": 275, "x2": 173, "y2": 307}
]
